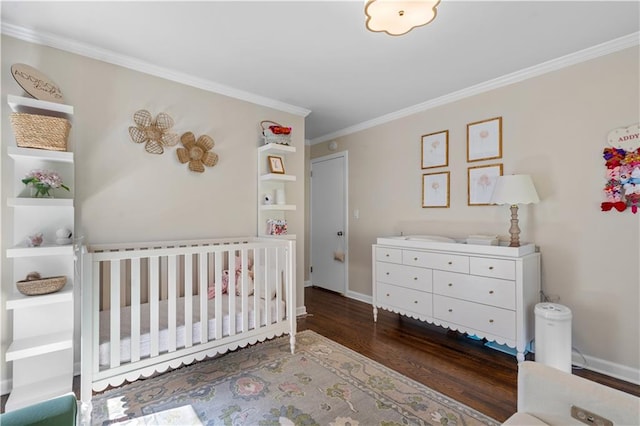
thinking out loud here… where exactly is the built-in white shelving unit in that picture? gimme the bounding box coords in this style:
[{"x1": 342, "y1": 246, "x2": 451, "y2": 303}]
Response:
[
  {"x1": 4, "y1": 96, "x2": 76, "y2": 411},
  {"x1": 257, "y1": 143, "x2": 297, "y2": 239}
]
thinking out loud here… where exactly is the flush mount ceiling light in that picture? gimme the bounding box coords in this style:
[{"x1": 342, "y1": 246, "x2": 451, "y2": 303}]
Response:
[{"x1": 365, "y1": 0, "x2": 440, "y2": 36}]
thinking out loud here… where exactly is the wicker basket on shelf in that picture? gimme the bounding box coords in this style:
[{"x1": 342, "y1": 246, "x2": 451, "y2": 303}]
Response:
[
  {"x1": 10, "y1": 112, "x2": 71, "y2": 151},
  {"x1": 260, "y1": 120, "x2": 291, "y2": 146},
  {"x1": 16, "y1": 275, "x2": 66, "y2": 296}
]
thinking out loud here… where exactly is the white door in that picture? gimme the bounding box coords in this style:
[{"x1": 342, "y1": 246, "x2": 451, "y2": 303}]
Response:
[{"x1": 311, "y1": 152, "x2": 347, "y2": 294}]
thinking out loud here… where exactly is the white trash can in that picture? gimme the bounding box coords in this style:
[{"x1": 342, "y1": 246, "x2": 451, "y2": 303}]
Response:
[{"x1": 535, "y1": 303, "x2": 572, "y2": 373}]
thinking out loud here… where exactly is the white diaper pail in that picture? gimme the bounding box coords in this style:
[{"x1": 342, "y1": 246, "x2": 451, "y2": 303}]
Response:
[{"x1": 534, "y1": 303, "x2": 572, "y2": 373}]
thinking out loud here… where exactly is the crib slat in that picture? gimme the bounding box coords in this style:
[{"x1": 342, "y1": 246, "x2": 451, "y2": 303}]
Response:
[
  {"x1": 199, "y1": 252, "x2": 208, "y2": 344},
  {"x1": 110, "y1": 261, "x2": 121, "y2": 368},
  {"x1": 184, "y1": 254, "x2": 193, "y2": 348},
  {"x1": 228, "y1": 252, "x2": 237, "y2": 336},
  {"x1": 241, "y1": 249, "x2": 249, "y2": 333},
  {"x1": 266, "y1": 248, "x2": 273, "y2": 326},
  {"x1": 277, "y1": 246, "x2": 283, "y2": 323},
  {"x1": 214, "y1": 251, "x2": 223, "y2": 340},
  {"x1": 149, "y1": 256, "x2": 160, "y2": 357},
  {"x1": 168, "y1": 255, "x2": 177, "y2": 353},
  {"x1": 131, "y1": 258, "x2": 141, "y2": 363},
  {"x1": 91, "y1": 261, "x2": 101, "y2": 374},
  {"x1": 254, "y1": 248, "x2": 262, "y2": 330}
]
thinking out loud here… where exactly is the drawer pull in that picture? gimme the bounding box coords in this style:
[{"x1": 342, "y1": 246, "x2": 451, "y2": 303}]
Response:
[
  {"x1": 385, "y1": 254, "x2": 390, "y2": 257},
  {"x1": 414, "y1": 257, "x2": 418, "y2": 261},
  {"x1": 414, "y1": 277, "x2": 418, "y2": 281},
  {"x1": 386, "y1": 272, "x2": 390, "y2": 275},
  {"x1": 448, "y1": 283, "x2": 453, "y2": 287},
  {"x1": 489, "y1": 290, "x2": 494, "y2": 294},
  {"x1": 448, "y1": 261, "x2": 453, "y2": 265},
  {"x1": 386, "y1": 293, "x2": 390, "y2": 297},
  {"x1": 414, "y1": 300, "x2": 418, "y2": 304},
  {"x1": 489, "y1": 266, "x2": 494, "y2": 270},
  {"x1": 489, "y1": 319, "x2": 494, "y2": 323},
  {"x1": 448, "y1": 308, "x2": 452, "y2": 312}
]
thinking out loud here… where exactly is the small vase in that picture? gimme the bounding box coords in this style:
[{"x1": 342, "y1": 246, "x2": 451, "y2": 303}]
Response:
[{"x1": 29, "y1": 185, "x2": 53, "y2": 198}]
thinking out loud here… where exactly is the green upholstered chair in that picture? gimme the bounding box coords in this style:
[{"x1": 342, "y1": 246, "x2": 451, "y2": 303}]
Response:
[{"x1": 0, "y1": 393, "x2": 77, "y2": 426}]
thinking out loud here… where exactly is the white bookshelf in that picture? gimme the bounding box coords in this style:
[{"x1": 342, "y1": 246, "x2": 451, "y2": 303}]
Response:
[{"x1": 4, "y1": 95, "x2": 76, "y2": 412}]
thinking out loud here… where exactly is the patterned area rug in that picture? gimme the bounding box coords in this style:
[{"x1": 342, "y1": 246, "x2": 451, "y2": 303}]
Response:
[{"x1": 91, "y1": 330, "x2": 499, "y2": 425}]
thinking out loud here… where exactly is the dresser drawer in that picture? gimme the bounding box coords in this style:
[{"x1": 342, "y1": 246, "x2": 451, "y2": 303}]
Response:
[
  {"x1": 376, "y1": 247, "x2": 402, "y2": 263},
  {"x1": 433, "y1": 295, "x2": 515, "y2": 340},
  {"x1": 470, "y1": 257, "x2": 515, "y2": 280},
  {"x1": 376, "y1": 262, "x2": 433, "y2": 292},
  {"x1": 376, "y1": 282, "x2": 433, "y2": 317},
  {"x1": 403, "y1": 250, "x2": 469, "y2": 273},
  {"x1": 433, "y1": 270, "x2": 515, "y2": 310}
]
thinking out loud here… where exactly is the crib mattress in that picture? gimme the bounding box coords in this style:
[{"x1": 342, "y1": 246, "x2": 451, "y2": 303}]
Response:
[{"x1": 99, "y1": 295, "x2": 284, "y2": 367}]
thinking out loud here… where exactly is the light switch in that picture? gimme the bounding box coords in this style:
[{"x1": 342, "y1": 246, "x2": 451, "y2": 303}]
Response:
[{"x1": 354, "y1": 209, "x2": 359, "y2": 219}]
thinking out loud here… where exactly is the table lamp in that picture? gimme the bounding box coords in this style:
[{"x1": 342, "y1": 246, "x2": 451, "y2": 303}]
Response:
[{"x1": 490, "y1": 174, "x2": 540, "y2": 247}]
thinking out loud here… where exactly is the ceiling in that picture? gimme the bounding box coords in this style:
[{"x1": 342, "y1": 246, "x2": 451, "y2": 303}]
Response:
[{"x1": 1, "y1": 1, "x2": 639, "y2": 143}]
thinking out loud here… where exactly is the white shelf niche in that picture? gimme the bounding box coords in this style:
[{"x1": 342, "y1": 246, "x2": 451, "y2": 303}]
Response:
[
  {"x1": 258, "y1": 143, "x2": 296, "y2": 155},
  {"x1": 8, "y1": 197, "x2": 74, "y2": 207},
  {"x1": 260, "y1": 173, "x2": 296, "y2": 182},
  {"x1": 8, "y1": 146, "x2": 74, "y2": 163},
  {"x1": 260, "y1": 204, "x2": 297, "y2": 211},
  {"x1": 6, "y1": 331, "x2": 73, "y2": 361},
  {"x1": 8, "y1": 94, "x2": 74, "y2": 120},
  {"x1": 6, "y1": 284, "x2": 74, "y2": 310},
  {"x1": 6, "y1": 243, "x2": 74, "y2": 258},
  {"x1": 4, "y1": 374, "x2": 72, "y2": 412}
]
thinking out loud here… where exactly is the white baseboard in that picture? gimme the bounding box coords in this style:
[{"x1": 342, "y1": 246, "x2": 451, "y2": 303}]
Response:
[
  {"x1": 304, "y1": 280, "x2": 312, "y2": 287},
  {"x1": 345, "y1": 290, "x2": 372, "y2": 305},
  {"x1": 573, "y1": 352, "x2": 640, "y2": 385},
  {"x1": 296, "y1": 305, "x2": 307, "y2": 317}
]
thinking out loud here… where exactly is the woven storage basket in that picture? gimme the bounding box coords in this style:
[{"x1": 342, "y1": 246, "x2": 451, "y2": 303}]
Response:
[
  {"x1": 16, "y1": 275, "x2": 66, "y2": 296},
  {"x1": 10, "y1": 112, "x2": 71, "y2": 151},
  {"x1": 261, "y1": 120, "x2": 291, "y2": 146}
]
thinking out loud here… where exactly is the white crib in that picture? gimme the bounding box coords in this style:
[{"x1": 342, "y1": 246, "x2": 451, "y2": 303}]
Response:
[{"x1": 79, "y1": 237, "x2": 296, "y2": 419}]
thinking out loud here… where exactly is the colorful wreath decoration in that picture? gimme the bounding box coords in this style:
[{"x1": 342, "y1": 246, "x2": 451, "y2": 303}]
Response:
[
  {"x1": 128, "y1": 110, "x2": 179, "y2": 155},
  {"x1": 602, "y1": 147, "x2": 640, "y2": 213},
  {"x1": 176, "y1": 132, "x2": 219, "y2": 173}
]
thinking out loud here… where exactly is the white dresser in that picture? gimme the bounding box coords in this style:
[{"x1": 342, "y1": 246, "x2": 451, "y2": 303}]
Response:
[{"x1": 372, "y1": 236, "x2": 540, "y2": 361}]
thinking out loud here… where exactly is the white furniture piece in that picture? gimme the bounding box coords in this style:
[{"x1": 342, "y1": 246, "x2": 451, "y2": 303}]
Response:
[
  {"x1": 257, "y1": 143, "x2": 296, "y2": 239},
  {"x1": 80, "y1": 237, "x2": 296, "y2": 422},
  {"x1": 372, "y1": 236, "x2": 540, "y2": 361},
  {"x1": 503, "y1": 361, "x2": 639, "y2": 425},
  {"x1": 4, "y1": 95, "x2": 75, "y2": 411}
]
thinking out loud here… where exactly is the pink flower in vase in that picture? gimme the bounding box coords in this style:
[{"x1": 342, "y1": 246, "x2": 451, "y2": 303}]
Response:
[{"x1": 22, "y1": 169, "x2": 70, "y2": 198}]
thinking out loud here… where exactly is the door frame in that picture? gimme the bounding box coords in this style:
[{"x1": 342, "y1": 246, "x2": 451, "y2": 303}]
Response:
[{"x1": 310, "y1": 150, "x2": 349, "y2": 294}]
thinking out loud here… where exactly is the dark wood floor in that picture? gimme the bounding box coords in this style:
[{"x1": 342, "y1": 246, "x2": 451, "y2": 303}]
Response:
[{"x1": 298, "y1": 286, "x2": 640, "y2": 422}]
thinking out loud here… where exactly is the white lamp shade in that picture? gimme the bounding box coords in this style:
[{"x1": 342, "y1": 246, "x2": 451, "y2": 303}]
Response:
[{"x1": 490, "y1": 174, "x2": 540, "y2": 205}]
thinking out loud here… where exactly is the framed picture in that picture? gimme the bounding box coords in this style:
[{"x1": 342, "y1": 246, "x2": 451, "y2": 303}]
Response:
[
  {"x1": 468, "y1": 163, "x2": 503, "y2": 206},
  {"x1": 267, "y1": 155, "x2": 285, "y2": 174},
  {"x1": 422, "y1": 171, "x2": 450, "y2": 208},
  {"x1": 421, "y1": 130, "x2": 449, "y2": 169},
  {"x1": 467, "y1": 116, "x2": 502, "y2": 162}
]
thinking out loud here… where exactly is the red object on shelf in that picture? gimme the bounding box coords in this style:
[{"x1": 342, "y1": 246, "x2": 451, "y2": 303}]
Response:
[{"x1": 269, "y1": 125, "x2": 291, "y2": 135}]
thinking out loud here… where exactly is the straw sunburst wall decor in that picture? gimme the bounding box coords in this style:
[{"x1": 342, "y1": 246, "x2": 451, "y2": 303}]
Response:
[
  {"x1": 177, "y1": 131, "x2": 219, "y2": 173},
  {"x1": 128, "y1": 109, "x2": 179, "y2": 155}
]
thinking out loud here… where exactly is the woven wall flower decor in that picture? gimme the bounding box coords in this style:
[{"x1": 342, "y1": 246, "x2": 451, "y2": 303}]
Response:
[
  {"x1": 177, "y1": 132, "x2": 219, "y2": 173},
  {"x1": 128, "y1": 110, "x2": 179, "y2": 154}
]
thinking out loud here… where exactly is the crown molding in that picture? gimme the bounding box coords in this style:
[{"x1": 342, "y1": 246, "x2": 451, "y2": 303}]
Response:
[
  {"x1": 310, "y1": 31, "x2": 640, "y2": 145},
  {"x1": 0, "y1": 22, "x2": 311, "y2": 118}
]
